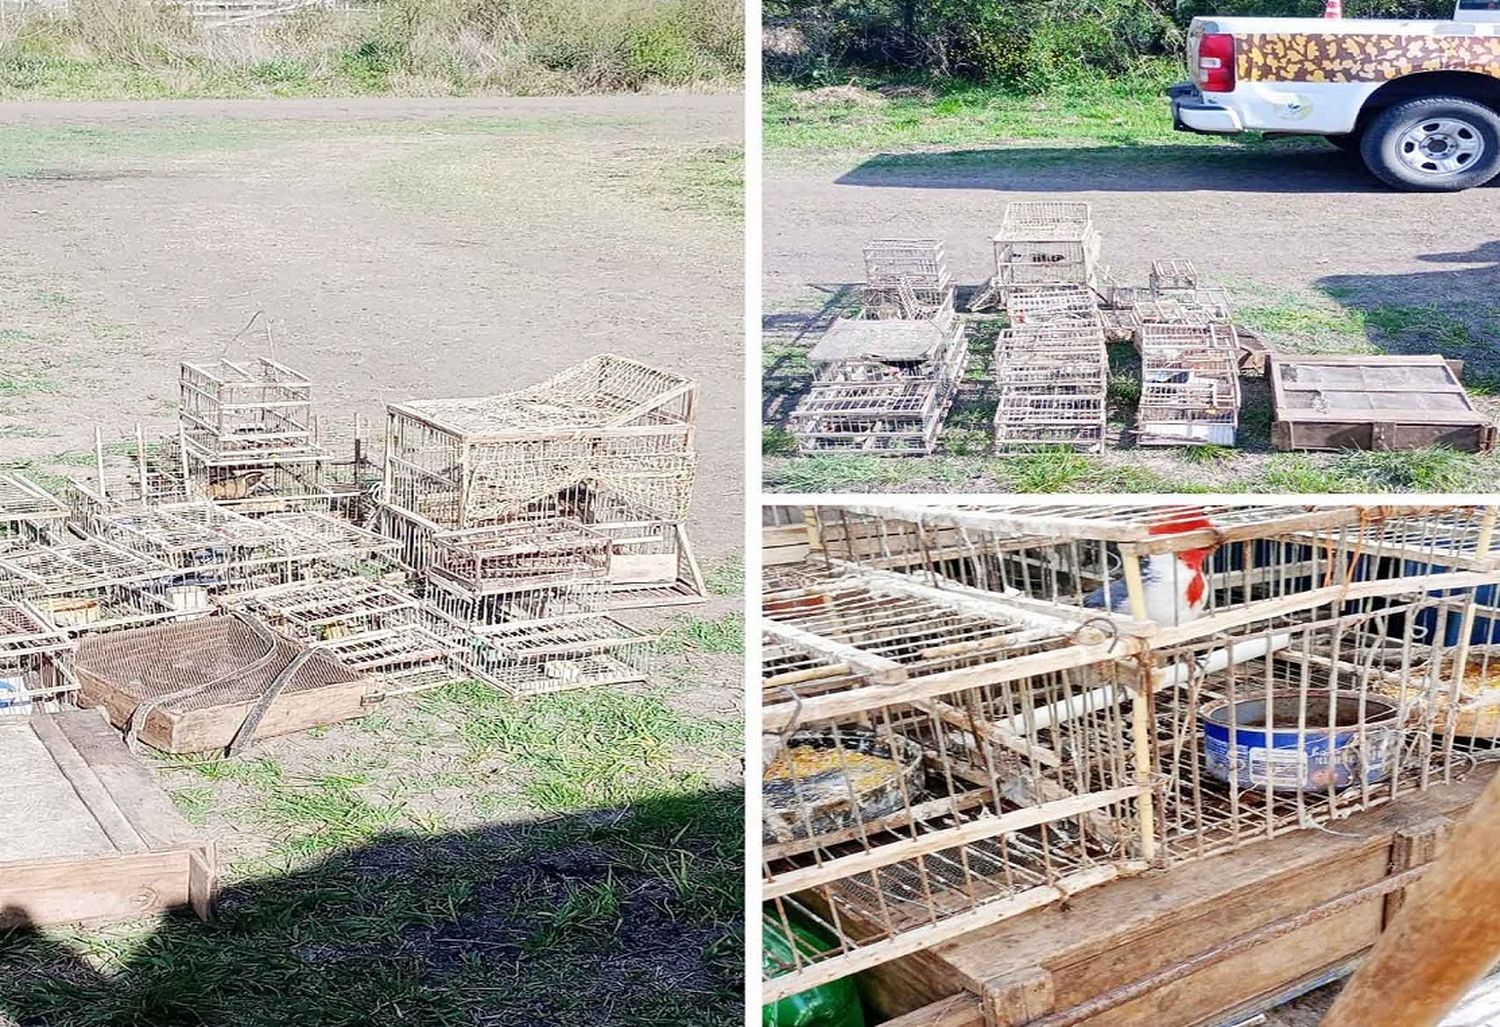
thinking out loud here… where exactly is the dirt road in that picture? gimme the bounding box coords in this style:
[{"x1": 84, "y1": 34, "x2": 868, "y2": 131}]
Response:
[
  {"x1": 0, "y1": 94, "x2": 743, "y2": 554},
  {"x1": 763, "y1": 142, "x2": 1500, "y2": 492}
]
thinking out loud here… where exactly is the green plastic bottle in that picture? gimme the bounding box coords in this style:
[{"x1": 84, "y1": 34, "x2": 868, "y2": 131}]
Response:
[{"x1": 763, "y1": 918, "x2": 867, "y2": 1027}]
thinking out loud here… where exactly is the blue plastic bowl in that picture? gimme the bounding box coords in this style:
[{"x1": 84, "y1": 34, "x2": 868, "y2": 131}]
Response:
[{"x1": 1201, "y1": 690, "x2": 1400, "y2": 793}]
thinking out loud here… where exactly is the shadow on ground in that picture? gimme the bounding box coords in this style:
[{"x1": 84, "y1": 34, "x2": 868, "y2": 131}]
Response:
[
  {"x1": 0, "y1": 789, "x2": 744, "y2": 1027},
  {"x1": 834, "y1": 142, "x2": 1500, "y2": 195}
]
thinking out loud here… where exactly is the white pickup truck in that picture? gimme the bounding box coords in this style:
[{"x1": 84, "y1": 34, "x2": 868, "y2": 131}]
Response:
[{"x1": 1170, "y1": 1, "x2": 1500, "y2": 190}]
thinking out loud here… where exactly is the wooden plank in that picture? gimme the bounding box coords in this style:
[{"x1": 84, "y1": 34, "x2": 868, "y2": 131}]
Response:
[
  {"x1": 760, "y1": 619, "x2": 908, "y2": 687},
  {"x1": 0, "y1": 851, "x2": 193, "y2": 928},
  {"x1": 986, "y1": 967, "x2": 1055, "y2": 1027},
  {"x1": 1383, "y1": 815, "x2": 1449, "y2": 925},
  {"x1": 30, "y1": 711, "x2": 147, "y2": 854},
  {"x1": 0, "y1": 720, "x2": 113, "y2": 863},
  {"x1": 53, "y1": 708, "x2": 202, "y2": 850},
  {"x1": 763, "y1": 788, "x2": 1139, "y2": 900}
]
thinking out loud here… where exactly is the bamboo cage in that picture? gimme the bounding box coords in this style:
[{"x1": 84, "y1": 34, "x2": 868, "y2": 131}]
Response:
[
  {"x1": 1137, "y1": 323, "x2": 1241, "y2": 447},
  {"x1": 0, "y1": 537, "x2": 187, "y2": 634},
  {"x1": 861, "y1": 239, "x2": 955, "y2": 317},
  {"x1": 429, "y1": 519, "x2": 611, "y2": 595},
  {"x1": 764, "y1": 502, "x2": 1500, "y2": 1000},
  {"x1": 0, "y1": 599, "x2": 76, "y2": 716},
  {"x1": 1004, "y1": 285, "x2": 1101, "y2": 327},
  {"x1": 62, "y1": 430, "x2": 188, "y2": 527},
  {"x1": 381, "y1": 354, "x2": 702, "y2": 606},
  {"x1": 178, "y1": 357, "x2": 328, "y2": 506},
  {"x1": 0, "y1": 473, "x2": 70, "y2": 545},
  {"x1": 990, "y1": 202, "x2": 1101, "y2": 299},
  {"x1": 789, "y1": 315, "x2": 968, "y2": 457},
  {"x1": 447, "y1": 612, "x2": 656, "y2": 698},
  {"x1": 992, "y1": 324, "x2": 1108, "y2": 454}
]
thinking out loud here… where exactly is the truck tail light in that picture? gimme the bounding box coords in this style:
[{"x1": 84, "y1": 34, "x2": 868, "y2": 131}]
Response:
[{"x1": 1196, "y1": 33, "x2": 1236, "y2": 93}]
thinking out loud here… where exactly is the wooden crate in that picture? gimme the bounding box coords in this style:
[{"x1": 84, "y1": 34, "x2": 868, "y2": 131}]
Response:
[
  {"x1": 0, "y1": 708, "x2": 217, "y2": 928},
  {"x1": 862, "y1": 769, "x2": 1493, "y2": 1027},
  {"x1": 1270, "y1": 355, "x2": 1497, "y2": 453}
]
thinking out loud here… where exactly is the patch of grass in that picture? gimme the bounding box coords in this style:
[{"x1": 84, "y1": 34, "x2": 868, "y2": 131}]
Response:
[
  {"x1": 1332, "y1": 447, "x2": 1478, "y2": 492},
  {"x1": 657, "y1": 612, "x2": 744, "y2": 655},
  {"x1": 660, "y1": 144, "x2": 744, "y2": 222},
  {"x1": 1180, "y1": 444, "x2": 1234, "y2": 465},
  {"x1": 418, "y1": 682, "x2": 729, "y2": 812},
  {"x1": 762, "y1": 425, "x2": 798, "y2": 456},
  {"x1": 1259, "y1": 454, "x2": 1363, "y2": 493},
  {"x1": 703, "y1": 556, "x2": 743, "y2": 597},
  {"x1": 763, "y1": 454, "x2": 933, "y2": 491},
  {"x1": 997, "y1": 448, "x2": 1095, "y2": 492},
  {"x1": 1237, "y1": 295, "x2": 1374, "y2": 354},
  {"x1": 765, "y1": 67, "x2": 1211, "y2": 154},
  {"x1": 169, "y1": 786, "x2": 218, "y2": 826},
  {"x1": 257, "y1": 773, "x2": 404, "y2": 860}
]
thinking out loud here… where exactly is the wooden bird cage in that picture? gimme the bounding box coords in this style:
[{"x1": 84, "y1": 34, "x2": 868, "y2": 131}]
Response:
[
  {"x1": 991, "y1": 202, "x2": 1102, "y2": 297},
  {"x1": 1137, "y1": 323, "x2": 1241, "y2": 447},
  {"x1": 766, "y1": 502, "x2": 1500, "y2": 1000},
  {"x1": 0, "y1": 538, "x2": 186, "y2": 635},
  {"x1": 862, "y1": 239, "x2": 955, "y2": 316},
  {"x1": 0, "y1": 473, "x2": 69, "y2": 546},
  {"x1": 993, "y1": 324, "x2": 1108, "y2": 454},
  {"x1": 0, "y1": 598, "x2": 76, "y2": 715}
]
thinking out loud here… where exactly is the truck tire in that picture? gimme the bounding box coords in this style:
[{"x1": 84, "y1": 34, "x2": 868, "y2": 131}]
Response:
[{"x1": 1360, "y1": 96, "x2": 1500, "y2": 191}]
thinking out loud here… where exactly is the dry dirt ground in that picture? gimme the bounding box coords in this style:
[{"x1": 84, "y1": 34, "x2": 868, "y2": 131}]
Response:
[
  {"x1": 0, "y1": 96, "x2": 746, "y2": 1027},
  {"x1": 763, "y1": 142, "x2": 1500, "y2": 493}
]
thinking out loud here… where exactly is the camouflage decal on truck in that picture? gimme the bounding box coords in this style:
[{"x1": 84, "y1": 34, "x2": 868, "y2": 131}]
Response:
[{"x1": 1238, "y1": 32, "x2": 1500, "y2": 83}]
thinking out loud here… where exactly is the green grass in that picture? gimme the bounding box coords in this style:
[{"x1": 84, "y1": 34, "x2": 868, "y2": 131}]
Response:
[
  {"x1": 703, "y1": 556, "x2": 744, "y2": 597},
  {"x1": 657, "y1": 612, "x2": 745, "y2": 655},
  {"x1": 765, "y1": 66, "x2": 1258, "y2": 155}
]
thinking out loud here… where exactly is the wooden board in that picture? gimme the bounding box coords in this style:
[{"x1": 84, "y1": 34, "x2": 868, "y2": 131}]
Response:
[
  {"x1": 869, "y1": 769, "x2": 1492, "y2": 1027},
  {"x1": 0, "y1": 708, "x2": 217, "y2": 928},
  {"x1": 1269, "y1": 354, "x2": 1496, "y2": 453}
]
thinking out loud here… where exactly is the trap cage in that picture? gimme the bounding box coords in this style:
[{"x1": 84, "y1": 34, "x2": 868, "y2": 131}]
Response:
[
  {"x1": 62, "y1": 431, "x2": 188, "y2": 528},
  {"x1": 0, "y1": 537, "x2": 186, "y2": 635},
  {"x1": 1136, "y1": 323, "x2": 1241, "y2": 447},
  {"x1": 989, "y1": 202, "x2": 1101, "y2": 299},
  {"x1": 765, "y1": 502, "x2": 1500, "y2": 998},
  {"x1": 0, "y1": 473, "x2": 70, "y2": 546},
  {"x1": 73, "y1": 613, "x2": 377, "y2": 753}
]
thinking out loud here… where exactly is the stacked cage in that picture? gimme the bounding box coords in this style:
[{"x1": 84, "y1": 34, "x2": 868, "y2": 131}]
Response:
[
  {"x1": 993, "y1": 322, "x2": 1109, "y2": 454},
  {"x1": 1106, "y1": 257, "x2": 1234, "y2": 345},
  {"x1": 178, "y1": 357, "x2": 328, "y2": 508},
  {"x1": 0, "y1": 473, "x2": 70, "y2": 549},
  {"x1": 764, "y1": 502, "x2": 1500, "y2": 1000},
  {"x1": 789, "y1": 308, "x2": 968, "y2": 456},
  {"x1": 422, "y1": 519, "x2": 655, "y2": 697},
  {"x1": 762, "y1": 559, "x2": 1150, "y2": 1002},
  {"x1": 381, "y1": 354, "x2": 704, "y2": 607},
  {"x1": 1137, "y1": 323, "x2": 1241, "y2": 446},
  {"x1": 0, "y1": 537, "x2": 187, "y2": 635},
  {"x1": 992, "y1": 285, "x2": 1108, "y2": 453},
  {"x1": 62, "y1": 430, "x2": 188, "y2": 528},
  {"x1": 988, "y1": 202, "x2": 1101, "y2": 303}
]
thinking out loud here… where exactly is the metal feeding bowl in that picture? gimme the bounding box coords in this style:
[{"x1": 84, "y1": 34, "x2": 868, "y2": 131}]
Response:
[
  {"x1": 762, "y1": 729, "x2": 925, "y2": 844},
  {"x1": 1200, "y1": 690, "x2": 1401, "y2": 793}
]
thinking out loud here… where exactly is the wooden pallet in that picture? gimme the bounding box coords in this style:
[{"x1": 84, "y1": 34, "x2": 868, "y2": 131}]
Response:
[
  {"x1": 0, "y1": 708, "x2": 217, "y2": 929},
  {"x1": 869, "y1": 768, "x2": 1493, "y2": 1027}
]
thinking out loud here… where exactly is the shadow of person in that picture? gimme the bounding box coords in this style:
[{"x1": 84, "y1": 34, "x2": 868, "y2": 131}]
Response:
[{"x1": 0, "y1": 790, "x2": 744, "y2": 1027}]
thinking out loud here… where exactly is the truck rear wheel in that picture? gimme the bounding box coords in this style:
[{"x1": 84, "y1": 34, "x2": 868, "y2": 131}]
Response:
[{"x1": 1360, "y1": 96, "x2": 1500, "y2": 191}]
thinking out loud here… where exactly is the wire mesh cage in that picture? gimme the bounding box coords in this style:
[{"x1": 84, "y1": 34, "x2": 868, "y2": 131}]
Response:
[
  {"x1": 73, "y1": 613, "x2": 375, "y2": 753},
  {"x1": 0, "y1": 599, "x2": 76, "y2": 716},
  {"x1": 1149, "y1": 257, "x2": 1200, "y2": 293},
  {"x1": 765, "y1": 502, "x2": 1500, "y2": 996},
  {"x1": 62, "y1": 432, "x2": 188, "y2": 527},
  {"x1": 788, "y1": 379, "x2": 956, "y2": 456},
  {"x1": 179, "y1": 357, "x2": 316, "y2": 448},
  {"x1": 220, "y1": 576, "x2": 423, "y2": 642}
]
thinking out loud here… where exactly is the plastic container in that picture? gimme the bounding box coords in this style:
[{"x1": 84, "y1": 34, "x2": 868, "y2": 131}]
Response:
[{"x1": 763, "y1": 918, "x2": 866, "y2": 1027}]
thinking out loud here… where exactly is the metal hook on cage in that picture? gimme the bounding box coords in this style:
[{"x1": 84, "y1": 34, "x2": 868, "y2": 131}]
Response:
[
  {"x1": 773, "y1": 687, "x2": 807, "y2": 739},
  {"x1": 220, "y1": 309, "x2": 268, "y2": 358},
  {"x1": 1071, "y1": 614, "x2": 1121, "y2": 653}
]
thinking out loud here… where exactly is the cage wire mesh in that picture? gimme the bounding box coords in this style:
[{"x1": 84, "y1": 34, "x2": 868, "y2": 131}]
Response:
[
  {"x1": 763, "y1": 502, "x2": 1500, "y2": 999},
  {"x1": 0, "y1": 599, "x2": 77, "y2": 715}
]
